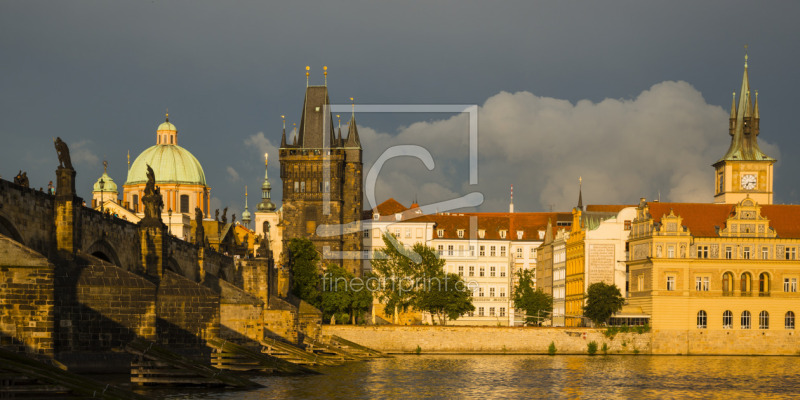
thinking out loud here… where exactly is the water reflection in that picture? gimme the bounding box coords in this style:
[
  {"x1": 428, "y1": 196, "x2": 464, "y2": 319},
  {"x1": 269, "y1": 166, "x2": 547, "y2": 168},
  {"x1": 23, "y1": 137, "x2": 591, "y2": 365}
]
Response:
[{"x1": 163, "y1": 355, "x2": 800, "y2": 399}]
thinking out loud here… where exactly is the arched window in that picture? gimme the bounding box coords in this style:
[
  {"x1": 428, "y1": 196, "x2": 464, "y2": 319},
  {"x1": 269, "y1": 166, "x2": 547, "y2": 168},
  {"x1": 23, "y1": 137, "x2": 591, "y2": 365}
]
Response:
[
  {"x1": 132, "y1": 194, "x2": 139, "y2": 213},
  {"x1": 759, "y1": 311, "x2": 770, "y2": 329},
  {"x1": 740, "y1": 272, "x2": 752, "y2": 295},
  {"x1": 759, "y1": 272, "x2": 770, "y2": 296},
  {"x1": 722, "y1": 272, "x2": 735, "y2": 295},
  {"x1": 723, "y1": 310, "x2": 733, "y2": 329},
  {"x1": 786, "y1": 311, "x2": 795, "y2": 330},
  {"x1": 741, "y1": 310, "x2": 751, "y2": 329},
  {"x1": 697, "y1": 310, "x2": 707, "y2": 329}
]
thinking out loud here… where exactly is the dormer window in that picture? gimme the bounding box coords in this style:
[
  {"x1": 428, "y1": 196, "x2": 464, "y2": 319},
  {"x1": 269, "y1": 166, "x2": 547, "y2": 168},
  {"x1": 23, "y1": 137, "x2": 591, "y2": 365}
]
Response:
[
  {"x1": 437, "y1": 229, "x2": 444, "y2": 238},
  {"x1": 538, "y1": 230, "x2": 545, "y2": 239},
  {"x1": 499, "y1": 230, "x2": 507, "y2": 239},
  {"x1": 517, "y1": 231, "x2": 523, "y2": 240},
  {"x1": 478, "y1": 229, "x2": 485, "y2": 239},
  {"x1": 457, "y1": 229, "x2": 464, "y2": 238},
  {"x1": 395, "y1": 213, "x2": 402, "y2": 221},
  {"x1": 373, "y1": 213, "x2": 380, "y2": 220}
]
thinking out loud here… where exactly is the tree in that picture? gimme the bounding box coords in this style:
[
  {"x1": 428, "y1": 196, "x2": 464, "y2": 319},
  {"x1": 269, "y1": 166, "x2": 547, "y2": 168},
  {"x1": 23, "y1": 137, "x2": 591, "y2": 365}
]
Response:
[
  {"x1": 287, "y1": 238, "x2": 322, "y2": 308},
  {"x1": 513, "y1": 269, "x2": 552, "y2": 325},
  {"x1": 583, "y1": 282, "x2": 625, "y2": 326},
  {"x1": 370, "y1": 232, "x2": 474, "y2": 324},
  {"x1": 321, "y1": 264, "x2": 373, "y2": 324}
]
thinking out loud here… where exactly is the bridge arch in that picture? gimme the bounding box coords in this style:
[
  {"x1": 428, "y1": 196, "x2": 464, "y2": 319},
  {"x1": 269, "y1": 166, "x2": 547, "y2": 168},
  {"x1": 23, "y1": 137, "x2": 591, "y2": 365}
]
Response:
[
  {"x1": 166, "y1": 257, "x2": 182, "y2": 274},
  {"x1": 85, "y1": 240, "x2": 122, "y2": 267},
  {"x1": 0, "y1": 214, "x2": 24, "y2": 245}
]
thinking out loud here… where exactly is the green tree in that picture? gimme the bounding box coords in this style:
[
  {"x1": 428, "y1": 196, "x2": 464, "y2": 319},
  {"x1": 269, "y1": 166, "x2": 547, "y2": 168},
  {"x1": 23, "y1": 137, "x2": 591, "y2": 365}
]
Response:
[
  {"x1": 287, "y1": 238, "x2": 321, "y2": 308},
  {"x1": 513, "y1": 269, "x2": 553, "y2": 325},
  {"x1": 414, "y1": 272, "x2": 475, "y2": 325},
  {"x1": 369, "y1": 233, "x2": 418, "y2": 323},
  {"x1": 583, "y1": 282, "x2": 625, "y2": 326},
  {"x1": 321, "y1": 264, "x2": 373, "y2": 324}
]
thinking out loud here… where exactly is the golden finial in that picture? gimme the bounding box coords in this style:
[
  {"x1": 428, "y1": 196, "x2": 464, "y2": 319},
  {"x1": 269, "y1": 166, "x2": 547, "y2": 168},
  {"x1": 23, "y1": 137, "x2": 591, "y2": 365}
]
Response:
[
  {"x1": 281, "y1": 115, "x2": 285, "y2": 130},
  {"x1": 323, "y1": 66, "x2": 328, "y2": 86},
  {"x1": 165, "y1": 108, "x2": 169, "y2": 122},
  {"x1": 264, "y1": 152, "x2": 269, "y2": 167},
  {"x1": 350, "y1": 97, "x2": 355, "y2": 116},
  {"x1": 127, "y1": 150, "x2": 130, "y2": 170},
  {"x1": 579, "y1": 176, "x2": 582, "y2": 185},
  {"x1": 245, "y1": 185, "x2": 248, "y2": 197},
  {"x1": 306, "y1": 66, "x2": 310, "y2": 86},
  {"x1": 103, "y1": 159, "x2": 108, "y2": 174},
  {"x1": 744, "y1": 44, "x2": 749, "y2": 68}
]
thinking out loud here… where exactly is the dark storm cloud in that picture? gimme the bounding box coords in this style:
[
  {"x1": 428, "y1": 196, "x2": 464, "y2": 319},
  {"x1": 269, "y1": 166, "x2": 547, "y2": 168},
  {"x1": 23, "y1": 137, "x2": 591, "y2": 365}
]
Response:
[{"x1": 1, "y1": 1, "x2": 799, "y2": 215}]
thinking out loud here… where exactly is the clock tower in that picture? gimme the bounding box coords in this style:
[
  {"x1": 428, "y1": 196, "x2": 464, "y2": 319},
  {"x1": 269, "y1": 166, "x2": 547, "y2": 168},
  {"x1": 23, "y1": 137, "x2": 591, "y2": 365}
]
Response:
[{"x1": 713, "y1": 52, "x2": 776, "y2": 205}]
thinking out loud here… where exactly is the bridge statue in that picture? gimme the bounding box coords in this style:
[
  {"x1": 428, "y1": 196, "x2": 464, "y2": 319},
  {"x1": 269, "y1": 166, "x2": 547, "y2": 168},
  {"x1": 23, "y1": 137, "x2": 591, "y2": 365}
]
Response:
[
  {"x1": 221, "y1": 207, "x2": 228, "y2": 224},
  {"x1": 141, "y1": 164, "x2": 164, "y2": 224},
  {"x1": 194, "y1": 207, "x2": 205, "y2": 246},
  {"x1": 54, "y1": 137, "x2": 73, "y2": 170},
  {"x1": 256, "y1": 221, "x2": 272, "y2": 259}
]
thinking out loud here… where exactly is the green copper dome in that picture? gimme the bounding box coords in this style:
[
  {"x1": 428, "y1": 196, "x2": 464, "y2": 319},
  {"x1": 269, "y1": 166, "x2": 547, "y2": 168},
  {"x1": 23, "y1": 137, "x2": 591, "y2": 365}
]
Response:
[
  {"x1": 126, "y1": 144, "x2": 207, "y2": 185},
  {"x1": 93, "y1": 172, "x2": 118, "y2": 193},
  {"x1": 157, "y1": 121, "x2": 177, "y2": 131}
]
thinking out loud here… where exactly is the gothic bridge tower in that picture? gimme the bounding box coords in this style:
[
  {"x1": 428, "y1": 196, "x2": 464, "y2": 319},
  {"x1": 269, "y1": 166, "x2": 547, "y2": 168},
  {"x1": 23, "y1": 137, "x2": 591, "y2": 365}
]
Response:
[
  {"x1": 713, "y1": 51, "x2": 776, "y2": 205},
  {"x1": 279, "y1": 67, "x2": 364, "y2": 275}
]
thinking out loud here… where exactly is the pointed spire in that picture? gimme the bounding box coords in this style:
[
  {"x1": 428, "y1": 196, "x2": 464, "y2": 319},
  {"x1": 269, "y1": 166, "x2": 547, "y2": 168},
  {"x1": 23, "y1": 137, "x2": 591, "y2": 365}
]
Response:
[
  {"x1": 280, "y1": 115, "x2": 287, "y2": 147},
  {"x1": 257, "y1": 152, "x2": 276, "y2": 212},
  {"x1": 577, "y1": 176, "x2": 583, "y2": 211},
  {"x1": 323, "y1": 66, "x2": 328, "y2": 86},
  {"x1": 509, "y1": 184, "x2": 514, "y2": 213},
  {"x1": 344, "y1": 98, "x2": 361, "y2": 148},
  {"x1": 754, "y1": 90, "x2": 760, "y2": 119},
  {"x1": 730, "y1": 92, "x2": 736, "y2": 119},
  {"x1": 241, "y1": 185, "x2": 252, "y2": 227},
  {"x1": 305, "y1": 66, "x2": 310, "y2": 86}
]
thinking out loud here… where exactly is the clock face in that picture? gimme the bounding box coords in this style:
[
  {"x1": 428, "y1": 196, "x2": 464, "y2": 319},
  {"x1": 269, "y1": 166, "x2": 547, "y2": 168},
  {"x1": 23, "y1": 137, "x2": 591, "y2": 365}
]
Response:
[{"x1": 741, "y1": 174, "x2": 757, "y2": 190}]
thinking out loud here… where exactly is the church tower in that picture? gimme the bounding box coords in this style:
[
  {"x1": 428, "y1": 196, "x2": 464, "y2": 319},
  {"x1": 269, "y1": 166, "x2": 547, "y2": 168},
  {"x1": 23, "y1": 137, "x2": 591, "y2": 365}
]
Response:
[
  {"x1": 279, "y1": 67, "x2": 364, "y2": 276},
  {"x1": 713, "y1": 52, "x2": 776, "y2": 205}
]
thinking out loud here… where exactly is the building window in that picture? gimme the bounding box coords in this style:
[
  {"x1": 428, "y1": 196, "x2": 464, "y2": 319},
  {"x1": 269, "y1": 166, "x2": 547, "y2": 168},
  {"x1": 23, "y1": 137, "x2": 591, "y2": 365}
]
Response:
[
  {"x1": 499, "y1": 307, "x2": 506, "y2": 317},
  {"x1": 516, "y1": 248, "x2": 523, "y2": 259},
  {"x1": 786, "y1": 311, "x2": 795, "y2": 329},
  {"x1": 300, "y1": 181, "x2": 306, "y2": 192},
  {"x1": 437, "y1": 229, "x2": 444, "y2": 238},
  {"x1": 489, "y1": 287, "x2": 495, "y2": 297},
  {"x1": 741, "y1": 273, "x2": 752, "y2": 294},
  {"x1": 293, "y1": 181, "x2": 299, "y2": 193},
  {"x1": 478, "y1": 307, "x2": 484, "y2": 316},
  {"x1": 457, "y1": 229, "x2": 464, "y2": 238},
  {"x1": 697, "y1": 310, "x2": 707, "y2": 329},
  {"x1": 697, "y1": 246, "x2": 709, "y2": 259},
  {"x1": 741, "y1": 311, "x2": 751, "y2": 329},
  {"x1": 759, "y1": 272, "x2": 770, "y2": 296},
  {"x1": 132, "y1": 194, "x2": 139, "y2": 212},
  {"x1": 787, "y1": 247, "x2": 797, "y2": 260},
  {"x1": 667, "y1": 246, "x2": 675, "y2": 258},
  {"x1": 478, "y1": 230, "x2": 485, "y2": 239},
  {"x1": 437, "y1": 245, "x2": 444, "y2": 256},
  {"x1": 480, "y1": 246, "x2": 485, "y2": 256},
  {"x1": 490, "y1": 246, "x2": 496, "y2": 257},
  {"x1": 500, "y1": 266, "x2": 506, "y2": 277},
  {"x1": 723, "y1": 310, "x2": 733, "y2": 329},
  {"x1": 624, "y1": 220, "x2": 632, "y2": 231},
  {"x1": 695, "y1": 276, "x2": 709, "y2": 291},
  {"x1": 762, "y1": 247, "x2": 769, "y2": 259},
  {"x1": 480, "y1": 267, "x2": 485, "y2": 277},
  {"x1": 500, "y1": 246, "x2": 506, "y2": 257},
  {"x1": 722, "y1": 272, "x2": 735, "y2": 295},
  {"x1": 394, "y1": 228, "x2": 401, "y2": 238},
  {"x1": 448, "y1": 245, "x2": 454, "y2": 256},
  {"x1": 458, "y1": 266, "x2": 464, "y2": 277},
  {"x1": 479, "y1": 287, "x2": 484, "y2": 297},
  {"x1": 743, "y1": 247, "x2": 751, "y2": 260},
  {"x1": 469, "y1": 246, "x2": 475, "y2": 257},
  {"x1": 759, "y1": 311, "x2": 770, "y2": 329},
  {"x1": 363, "y1": 230, "x2": 370, "y2": 238},
  {"x1": 405, "y1": 228, "x2": 411, "y2": 238},
  {"x1": 469, "y1": 266, "x2": 475, "y2": 277},
  {"x1": 666, "y1": 276, "x2": 675, "y2": 291},
  {"x1": 531, "y1": 248, "x2": 536, "y2": 258},
  {"x1": 324, "y1": 180, "x2": 330, "y2": 193},
  {"x1": 499, "y1": 230, "x2": 506, "y2": 239},
  {"x1": 784, "y1": 277, "x2": 798, "y2": 293},
  {"x1": 500, "y1": 288, "x2": 506, "y2": 297},
  {"x1": 638, "y1": 275, "x2": 644, "y2": 292},
  {"x1": 179, "y1": 194, "x2": 189, "y2": 213},
  {"x1": 517, "y1": 231, "x2": 523, "y2": 240},
  {"x1": 489, "y1": 307, "x2": 496, "y2": 316},
  {"x1": 490, "y1": 266, "x2": 496, "y2": 277},
  {"x1": 725, "y1": 247, "x2": 732, "y2": 259}
]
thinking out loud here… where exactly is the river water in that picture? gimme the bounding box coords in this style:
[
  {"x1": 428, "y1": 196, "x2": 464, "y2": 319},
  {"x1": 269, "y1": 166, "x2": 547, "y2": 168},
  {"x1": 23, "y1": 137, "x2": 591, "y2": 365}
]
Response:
[{"x1": 161, "y1": 355, "x2": 800, "y2": 399}]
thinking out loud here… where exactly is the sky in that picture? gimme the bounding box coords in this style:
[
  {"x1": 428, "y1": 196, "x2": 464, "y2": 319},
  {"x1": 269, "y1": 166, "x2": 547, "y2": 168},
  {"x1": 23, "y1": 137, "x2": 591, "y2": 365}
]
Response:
[{"x1": 2, "y1": 1, "x2": 800, "y2": 219}]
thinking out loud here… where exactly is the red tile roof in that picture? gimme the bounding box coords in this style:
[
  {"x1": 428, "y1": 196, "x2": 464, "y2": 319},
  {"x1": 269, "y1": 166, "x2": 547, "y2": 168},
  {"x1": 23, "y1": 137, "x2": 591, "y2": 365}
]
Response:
[
  {"x1": 645, "y1": 202, "x2": 800, "y2": 238},
  {"x1": 371, "y1": 198, "x2": 407, "y2": 215},
  {"x1": 586, "y1": 205, "x2": 635, "y2": 213}
]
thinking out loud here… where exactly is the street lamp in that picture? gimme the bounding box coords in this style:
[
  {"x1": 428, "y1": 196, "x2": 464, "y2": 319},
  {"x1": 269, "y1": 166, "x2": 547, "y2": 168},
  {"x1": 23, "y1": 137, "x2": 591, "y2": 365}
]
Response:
[
  {"x1": 99, "y1": 178, "x2": 105, "y2": 215},
  {"x1": 168, "y1": 208, "x2": 172, "y2": 235}
]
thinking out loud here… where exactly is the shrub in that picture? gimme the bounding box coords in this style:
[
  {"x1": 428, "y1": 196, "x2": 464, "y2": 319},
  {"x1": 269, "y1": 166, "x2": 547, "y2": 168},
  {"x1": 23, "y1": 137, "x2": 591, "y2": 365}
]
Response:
[
  {"x1": 587, "y1": 341, "x2": 598, "y2": 355},
  {"x1": 601, "y1": 342, "x2": 609, "y2": 355},
  {"x1": 548, "y1": 342, "x2": 557, "y2": 355},
  {"x1": 415, "y1": 345, "x2": 421, "y2": 355}
]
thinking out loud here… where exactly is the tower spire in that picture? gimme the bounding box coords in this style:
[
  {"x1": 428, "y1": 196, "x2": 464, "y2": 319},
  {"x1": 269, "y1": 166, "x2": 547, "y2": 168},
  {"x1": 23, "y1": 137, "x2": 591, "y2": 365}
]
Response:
[
  {"x1": 577, "y1": 176, "x2": 583, "y2": 211},
  {"x1": 280, "y1": 115, "x2": 287, "y2": 147},
  {"x1": 306, "y1": 66, "x2": 310, "y2": 87},
  {"x1": 241, "y1": 185, "x2": 252, "y2": 228},
  {"x1": 323, "y1": 66, "x2": 328, "y2": 86},
  {"x1": 257, "y1": 152, "x2": 276, "y2": 212},
  {"x1": 509, "y1": 184, "x2": 514, "y2": 213}
]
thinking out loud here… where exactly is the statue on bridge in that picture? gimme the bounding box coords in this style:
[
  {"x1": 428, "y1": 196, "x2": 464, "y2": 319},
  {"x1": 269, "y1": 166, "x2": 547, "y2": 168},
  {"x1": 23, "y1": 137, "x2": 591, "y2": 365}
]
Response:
[
  {"x1": 54, "y1": 137, "x2": 73, "y2": 170},
  {"x1": 141, "y1": 164, "x2": 164, "y2": 224},
  {"x1": 221, "y1": 207, "x2": 228, "y2": 224},
  {"x1": 194, "y1": 207, "x2": 205, "y2": 246},
  {"x1": 214, "y1": 209, "x2": 219, "y2": 222},
  {"x1": 13, "y1": 171, "x2": 29, "y2": 188},
  {"x1": 256, "y1": 221, "x2": 272, "y2": 259}
]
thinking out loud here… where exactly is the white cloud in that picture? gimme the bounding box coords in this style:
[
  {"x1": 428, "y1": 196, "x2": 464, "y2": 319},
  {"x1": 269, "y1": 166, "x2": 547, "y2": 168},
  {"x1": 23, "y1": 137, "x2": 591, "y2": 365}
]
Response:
[
  {"x1": 360, "y1": 81, "x2": 742, "y2": 211},
  {"x1": 244, "y1": 132, "x2": 279, "y2": 163},
  {"x1": 70, "y1": 140, "x2": 99, "y2": 166},
  {"x1": 226, "y1": 166, "x2": 241, "y2": 182}
]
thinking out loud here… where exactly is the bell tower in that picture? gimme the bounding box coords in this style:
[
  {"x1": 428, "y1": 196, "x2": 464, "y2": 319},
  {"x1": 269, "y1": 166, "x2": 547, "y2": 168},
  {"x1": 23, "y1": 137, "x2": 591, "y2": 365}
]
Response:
[{"x1": 713, "y1": 50, "x2": 776, "y2": 205}]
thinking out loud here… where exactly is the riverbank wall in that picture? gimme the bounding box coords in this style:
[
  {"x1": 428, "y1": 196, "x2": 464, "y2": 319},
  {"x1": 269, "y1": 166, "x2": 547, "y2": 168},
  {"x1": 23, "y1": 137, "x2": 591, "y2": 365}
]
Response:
[
  {"x1": 323, "y1": 326, "x2": 800, "y2": 355},
  {"x1": 322, "y1": 326, "x2": 649, "y2": 354}
]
